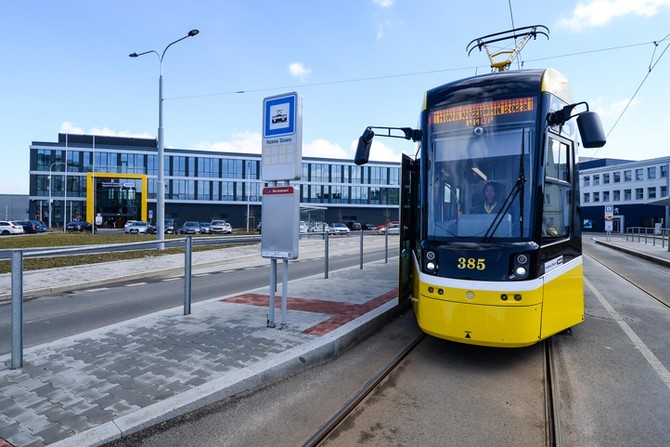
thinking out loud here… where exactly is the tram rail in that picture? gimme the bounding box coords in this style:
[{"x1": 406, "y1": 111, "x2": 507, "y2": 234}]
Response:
[{"x1": 305, "y1": 333, "x2": 564, "y2": 447}]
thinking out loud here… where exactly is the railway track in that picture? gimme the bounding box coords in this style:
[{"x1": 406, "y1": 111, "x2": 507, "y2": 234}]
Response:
[{"x1": 304, "y1": 333, "x2": 564, "y2": 446}]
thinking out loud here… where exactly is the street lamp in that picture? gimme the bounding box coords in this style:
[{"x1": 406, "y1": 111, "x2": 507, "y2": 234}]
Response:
[
  {"x1": 130, "y1": 29, "x2": 199, "y2": 249},
  {"x1": 48, "y1": 162, "x2": 66, "y2": 230}
]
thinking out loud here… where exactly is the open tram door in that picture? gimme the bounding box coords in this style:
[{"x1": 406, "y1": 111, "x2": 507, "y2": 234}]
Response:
[{"x1": 399, "y1": 154, "x2": 417, "y2": 303}]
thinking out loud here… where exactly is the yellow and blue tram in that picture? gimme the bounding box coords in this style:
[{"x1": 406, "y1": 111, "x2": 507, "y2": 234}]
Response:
[{"x1": 355, "y1": 65, "x2": 606, "y2": 347}]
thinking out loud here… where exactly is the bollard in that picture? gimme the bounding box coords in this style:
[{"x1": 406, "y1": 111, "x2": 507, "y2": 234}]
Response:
[
  {"x1": 360, "y1": 229, "x2": 364, "y2": 270},
  {"x1": 184, "y1": 236, "x2": 192, "y2": 315},
  {"x1": 385, "y1": 226, "x2": 389, "y2": 263},
  {"x1": 324, "y1": 231, "x2": 329, "y2": 279},
  {"x1": 11, "y1": 250, "x2": 24, "y2": 369}
]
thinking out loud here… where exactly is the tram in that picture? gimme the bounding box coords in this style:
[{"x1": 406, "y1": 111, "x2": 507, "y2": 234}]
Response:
[{"x1": 354, "y1": 27, "x2": 606, "y2": 347}]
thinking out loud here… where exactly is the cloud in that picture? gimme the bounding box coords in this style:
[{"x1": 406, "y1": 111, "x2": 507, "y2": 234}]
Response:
[
  {"x1": 591, "y1": 96, "x2": 640, "y2": 120},
  {"x1": 59, "y1": 121, "x2": 154, "y2": 139},
  {"x1": 348, "y1": 138, "x2": 408, "y2": 163},
  {"x1": 194, "y1": 130, "x2": 261, "y2": 154},
  {"x1": 557, "y1": 0, "x2": 670, "y2": 32},
  {"x1": 288, "y1": 62, "x2": 312, "y2": 81},
  {"x1": 372, "y1": 0, "x2": 394, "y2": 7}
]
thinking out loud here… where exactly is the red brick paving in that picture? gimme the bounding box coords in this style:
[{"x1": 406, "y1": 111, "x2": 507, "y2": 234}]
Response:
[{"x1": 221, "y1": 289, "x2": 398, "y2": 336}]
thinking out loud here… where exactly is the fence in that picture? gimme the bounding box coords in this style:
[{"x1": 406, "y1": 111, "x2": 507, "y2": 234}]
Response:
[
  {"x1": 625, "y1": 226, "x2": 670, "y2": 250},
  {"x1": 6, "y1": 230, "x2": 394, "y2": 369}
]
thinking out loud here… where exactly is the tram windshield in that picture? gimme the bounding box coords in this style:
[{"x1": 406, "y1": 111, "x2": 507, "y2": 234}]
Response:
[{"x1": 427, "y1": 124, "x2": 534, "y2": 241}]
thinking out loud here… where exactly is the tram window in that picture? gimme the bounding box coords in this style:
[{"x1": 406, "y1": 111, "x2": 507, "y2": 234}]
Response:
[{"x1": 543, "y1": 137, "x2": 571, "y2": 240}]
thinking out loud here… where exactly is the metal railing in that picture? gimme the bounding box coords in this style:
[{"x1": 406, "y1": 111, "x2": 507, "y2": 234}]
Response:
[
  {"x1": 625, "y1": 226, "x2": 670, "y2": 250},
  {"x1": 7, "y1": 231, "x2": 396, "y2": 369}
]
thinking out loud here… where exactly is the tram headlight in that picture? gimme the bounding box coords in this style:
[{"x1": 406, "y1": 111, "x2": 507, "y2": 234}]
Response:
[
  {"x1": 424, "y1": 250, "x2": 438, "y2": 274},
  {"x1": 512, "y1": 253, "x2": 530, "y2": 279}
]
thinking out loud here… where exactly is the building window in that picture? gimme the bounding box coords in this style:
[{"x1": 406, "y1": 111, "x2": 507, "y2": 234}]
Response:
[
  {"x1": 635, "y1": 188, "x2": 644, "y2": 200},
  {"x1": 593, "y1": 192, "x2": 600, "y2": 202},
  {"x1": 613, "y1": 172, "x2": 621, "y2": 183},
  {"x1": 648, "y1": 187, "x2": 657, "y2": 199},
  {"x1": 603, "y1": 191, "x2": 610, "y2": 202},
  {"x1": 624, "y1": 189, "x2": 632, "y2": 201},
  {"x1": 661, "y1": 165, "x2": 668, "y2": 178},
  {"x1": 661, "y1": 186, "x2": 668, "y2": 197},
  {"x1": 603, "y1": 173, "x2": 610, "y2": 184},
  {"x1": 583, "y1": 176, "x2": 590, "y2": 187},
  {"x1": 648, "y1": 166, "x2": 656, "y2": 179},
  {"x1": 635, "y1": 168, "x2": 644, "y2": 181},
  {"x1": 613, "y1": 190, "x2": 621, "y2": 202},
  {"x1": 624, "y1": 170, "x2": 631, "y2": 182},
  {"x1": 583, "y1": 193, "x2": 590, "y2": 203},
  {"x1": 593, "y1": 175, "x2": 600, "y2": 185}
]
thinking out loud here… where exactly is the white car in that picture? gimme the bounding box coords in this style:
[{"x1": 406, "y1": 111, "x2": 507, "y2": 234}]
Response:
[
  {"x1": 124, "y1": 221, "x2": 150, "y2": 234},
  {"x1": 0, "y1": 221, "x2": 26, "y2": 235},
  {"x1": 328, "y1": 223, "x2": 350, "y2": 235},
  {"x1": 210, "y1": 220, "x2": 233, "y2": 234}
]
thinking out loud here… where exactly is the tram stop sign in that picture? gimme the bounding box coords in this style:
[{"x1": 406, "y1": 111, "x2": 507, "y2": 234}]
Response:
[{"x1": 261, "y1": 186, "x2": 300, "y2": 259}]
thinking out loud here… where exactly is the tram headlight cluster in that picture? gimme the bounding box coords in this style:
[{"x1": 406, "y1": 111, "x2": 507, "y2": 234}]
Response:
[
  {"x1": 424, "y1": 250, "x2": 438, "y2": 274},
  {"x1": 511, "y1": 253, "x2": 530, "y2": 280}
]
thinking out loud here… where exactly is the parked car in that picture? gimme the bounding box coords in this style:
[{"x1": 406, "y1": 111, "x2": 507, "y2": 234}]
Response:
[
  {"x1": 147, "y1": 219, "x2": 175, "y2": 234},
  {"x1": 329, "y1": 223, "x2": 350, "y2": 235},
  {"x1": 66, "y1": 221, "x2": 93, "y2": 232},
  {"x1": 308, "y1": 221, "x2": 329, "y2": 232},
  {"x1": 210, "y1": 220, "x2": 233, "y2": 234},
  {"x1": 0, "y1": 221, "x2": 26, "y2": 235},
  {"x1": 32, "y1": 221, "x2": 48, "y2": 232},
  {"x1": 361, "y1": 223, "x2": 376, "y2": 231},
  {"x1": 346, "y1": 221, "x2": 362, "y2": 231},
  {"x1": 377, "y1": 222, "x2": 401, "y2": 235},
  {"x1": 124, "y1": 221, "x2": 150, "y2": 234},
  {"x1": 123, "y1": 220, "x2": 137, "y2": 230},
  {"x1": 15, "y1": 220, "x2": 41, "y2": 234},
  {"x1": 199, "y1": 222, "x2": 211, "y2": 234},
  {"x1": 179, "y1": 221, "x2": 201, "y2": 234}
]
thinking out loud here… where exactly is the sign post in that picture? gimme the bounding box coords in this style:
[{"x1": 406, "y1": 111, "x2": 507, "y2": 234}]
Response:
[
  {"x1": 261, "y1": 92, "x2": 303, "y2": 329},
  {"x1": 604, "y1": 205, "x2": 614, "y2": 240}
]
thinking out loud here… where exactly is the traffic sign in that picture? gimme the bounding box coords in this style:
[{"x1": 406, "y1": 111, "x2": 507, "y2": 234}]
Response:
[{"x1": 262, "y1": 92, "x2": 302, "y2": 181}]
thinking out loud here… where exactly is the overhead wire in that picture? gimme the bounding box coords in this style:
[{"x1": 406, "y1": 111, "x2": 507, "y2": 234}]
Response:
[{"x1": 590, "y1": 32, "x2": 670, "y2": 157}]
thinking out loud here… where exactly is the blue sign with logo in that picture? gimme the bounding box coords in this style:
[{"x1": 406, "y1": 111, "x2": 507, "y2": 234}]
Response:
[{"x1": 263, "y1": 93, "x2": 297, "y2": 138}]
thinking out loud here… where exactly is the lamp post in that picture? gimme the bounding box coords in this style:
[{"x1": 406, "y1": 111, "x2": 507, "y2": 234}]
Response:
[
  {"x1": 48, "y1": 162, "x2": 66, "y2": 230},
  {"x1": 130, "y1": 29, "x2": 199, "y2": 249}
]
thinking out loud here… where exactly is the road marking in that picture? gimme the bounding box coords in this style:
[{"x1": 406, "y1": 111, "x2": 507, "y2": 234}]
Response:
[
  {"x1": 125, "y1": 282, "x2": 148, "y2": 287},
  {"x1": 85, "y1": 288, "x2": 109, "y2": 293},
  {"x1": 162, "y1": 277, "x2": 181, "y2": 282},
  {"x1": 585, "y1": 277, "x2": 670, "y2": 391}
]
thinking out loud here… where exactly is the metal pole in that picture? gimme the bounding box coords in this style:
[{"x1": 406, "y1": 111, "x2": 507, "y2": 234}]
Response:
[
  {"x1": 156, "y1": 69, "x2": 166, "y2": 250},
  {"x1": 281, "y1": 259, "x2": 288, "y2": 329},
  {"x1": 324, "y1": 230, "x2": 329, "y2": 279},
  {"x1": 48, "y1": 173, "x2": 52, "y2": 230},
  {"x1": 63, "y1": 134, "x2": 68, "y2": 233},
  {"x1": 268, "y1": 259, "x2": 277, "y2": 327},
  {"x1": 11, "y1": 250, "x2": 23, "y2": 369},
  {"x1": 359, "y1": 228, "x2": 364, "y2": 269},
  {"x1": 184, "y1": 236, "x2": 192, "y2": 315},
  {"x1": 385, "y1": 225, "x2": 389, "y2": 263}
]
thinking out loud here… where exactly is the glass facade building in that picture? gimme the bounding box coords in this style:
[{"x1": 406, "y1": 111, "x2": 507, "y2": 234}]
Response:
[{"x1": 28, "y1": 134, "x2": 401, "y2": 229}]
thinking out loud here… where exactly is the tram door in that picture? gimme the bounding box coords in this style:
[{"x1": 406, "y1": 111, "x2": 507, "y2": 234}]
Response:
[{"x1": 399, "y1": 154, "x2": 417, "y2": 303}]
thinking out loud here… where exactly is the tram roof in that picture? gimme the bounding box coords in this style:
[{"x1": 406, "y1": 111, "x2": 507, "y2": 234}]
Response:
[{"x1": 423, "y1": 68, "x2": 572, "y2": 110}]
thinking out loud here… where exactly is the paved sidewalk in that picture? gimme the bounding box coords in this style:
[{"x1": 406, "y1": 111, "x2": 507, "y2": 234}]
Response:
[
  {"x1": 589, "y1": 232, "x2": 670, "y2": 267},
  {"x1": 0, "y1": 238, "x2": 400, "y2": 446}
]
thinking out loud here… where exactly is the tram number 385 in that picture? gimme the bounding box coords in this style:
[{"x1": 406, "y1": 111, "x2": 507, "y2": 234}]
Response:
[{"x1": 457, "y1": 258, "x2": 486, "y2": 270}]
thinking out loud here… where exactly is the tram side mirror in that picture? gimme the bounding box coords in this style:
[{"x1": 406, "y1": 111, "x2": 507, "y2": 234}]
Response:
[
  {"x1": 354, "y1": 128, "x2": 375, "y2": 165},
  {"x1": 577, "y1": 111, "x2": 606, "y2": 148}
]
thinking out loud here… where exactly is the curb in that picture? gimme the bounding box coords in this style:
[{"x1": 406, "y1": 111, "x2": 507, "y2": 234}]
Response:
[{"x1": 592, "y1": 238, "x2": 670, "y2": 268}]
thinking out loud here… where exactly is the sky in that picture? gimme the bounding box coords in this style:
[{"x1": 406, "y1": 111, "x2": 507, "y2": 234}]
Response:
[{"x1": 1, "y1": 0, "x2": 669, "y2": 195}]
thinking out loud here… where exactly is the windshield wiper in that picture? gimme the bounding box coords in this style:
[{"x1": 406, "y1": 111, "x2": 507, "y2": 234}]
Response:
[{"x1": 483, "y1": 130, "x2": 527, "y2": 241}]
